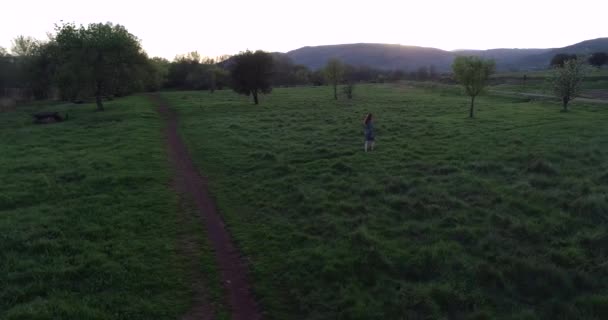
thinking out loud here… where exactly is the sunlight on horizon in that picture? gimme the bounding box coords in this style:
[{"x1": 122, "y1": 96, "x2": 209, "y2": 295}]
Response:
[{"x1": 1, "y1": 0, "x2": 606, "y2": 59}]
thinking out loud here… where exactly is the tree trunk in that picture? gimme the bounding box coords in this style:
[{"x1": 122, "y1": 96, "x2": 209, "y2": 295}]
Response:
[
  {"x1": 96, "y1": 95, "x2": 104, "y2": 111},
  {"x1": 562, "y1": 96, "x2": 569, "y2": 112},
  {"x1": 95, "y1": 81, "x2": 104, "y2": 111},
  {"x1": 469, "y1": 95, "x2": 475, "y2": 118},
  {"x1": 333, "y1": 82, "x2": 338, "y2": 100},
  {"x1": 253, "y1": 90, "x2": 259, "y2": 105}
]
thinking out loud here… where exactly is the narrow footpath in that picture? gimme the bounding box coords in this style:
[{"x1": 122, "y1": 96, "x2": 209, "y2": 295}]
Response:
[{"x1": 154, "y1": 95, "x2": 262, "y2": 320}]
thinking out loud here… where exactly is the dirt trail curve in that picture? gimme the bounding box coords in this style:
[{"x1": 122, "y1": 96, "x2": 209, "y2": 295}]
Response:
[{"x1": 154, "y1": 95, "x2": 262, "y2": 320}]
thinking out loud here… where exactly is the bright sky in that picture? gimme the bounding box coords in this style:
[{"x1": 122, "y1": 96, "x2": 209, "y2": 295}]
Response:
[{"x1": 1, "y1": 0, "x2": 606, "y2": 60}]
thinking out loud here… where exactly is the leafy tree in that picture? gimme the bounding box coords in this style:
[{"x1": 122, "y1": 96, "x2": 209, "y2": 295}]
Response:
[
  {"x1": 54, "y1": 22, "x2": 147, "y2": 111},
  {"x1": 230, "y1": 50, "x2": 274, "y2": 105},
  {"x1": 452, "y1": 56, "x2": 495, "y2": 118},
  {"x1": 271, "y1": 53, "x2": 296, "y2": 87},
  {"x1": 550, "y1": 58, "x2": 586, "y2": 112},
  {"x1": 166, "y1": 52, "x2": 222, "y2": 91},
  {"x1": 143, "y1": 57, "x2": 170, "y2": 91},
  {"x1": 324, "y1": 58, "x2": 343, "y2": 100},
  {"x1": 293, "y1": 65, "x2": 311, "y2": 85},
  {"x1": 215, "y1": 54, "x2": 231, "y2": 63},
  {"x1": 550, "y1": 53, "x2": 577, "y2": 68},
  {"x1": 269, "y1": 54, "x2": 313, "y2": 87},
  {"x1": 26, "y1": 41, "x2": 58, "y2": 99},
  {"x1": 588, "y1": 52, "x2": 607, "y2": 68},
  {"x1": 310, "y1": 70, "x2": 325, "y2": 86},
  {"x1": 212, "y1": 67, "x2": 229, "y2": 90},
  {"x1": 0, "y1": 48, "x2": 15, "y2": 94},
  {"x1": 416, "y1": 66, "x2": 429, "y2": 81},
  {"x1": 3, "y1": 36, "x2": 56, "y2": 99},
  {"x1": 10, "y1": 36, "x2": 39, "y2": 57}
]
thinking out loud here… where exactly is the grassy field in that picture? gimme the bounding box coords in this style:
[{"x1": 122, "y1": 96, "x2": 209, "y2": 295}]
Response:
[
  {"x1": 490, "y1": 68, "x2": 608, "y2": 96},
  {"x1": 164, "y1": 85, "x2": 608, "y2": 320},
  {"x1": 492, "y1": 68, "x2": 608, "y2": 79},
  {"x1": 0, "y1": 97, "x2": 210, "y2": 319}
]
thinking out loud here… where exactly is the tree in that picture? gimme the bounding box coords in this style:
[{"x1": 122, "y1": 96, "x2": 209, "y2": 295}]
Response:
[
  {"x1": 54, "y1": 22, "x2": 148, "y2": 111},
  {"x1": 271, "y1": 53, "x2": 296, "y2": 87},
  {"x1": 166, "y1": 52, "x2": 225, "y2": 91},
  {"x1": 143, "y1": 57, "x2": 170, "y2": 91},
  {"x1": 452, "y1": 56, "x2": 495, "y2": 118},
  {"x1": 25, "y1": 41, "x2": 58, "y2": 99},
  {"x1": 213, "y1": 67, "x2": 229, "y2": 90},
  {"x1": 11, "y1": 36, "x2": 39, "y2": 57},
  {"x1": 0, "y1": 46, "x2": 9, "y2": 57},
  {"x1": 310, "y1": 70, "x2": 325, "y2": 86},
  {"x1": 588, "y1": 52, "x2": 607, "y2": 68},
  {"x1": 416, "y1": 66, "x2": 429, "y2": 81},
  {"x1": 429, "y1": 65, "x2": 438, "y2": 80},
  {"x1": 324, "y1": 58, "x2": 343, "y2": 100},
  {"x1": 215, "y1": 54, "x2": 231, "y2": 63},
  {"x1": 550, "y1": 53, "x2": 577, "y2": 68},
  {"x1": 230, "y1": 50, "x2": 274, "y2": 105},
  {"x1": 293, "y1": 65, "x2": 311, "y2": 85},
  {"x1": 550, "y1": 58, "x2": 586, "y2": 112},
  {"x1": 343, "y1": 82, "x2": 354, "y2": 99}
]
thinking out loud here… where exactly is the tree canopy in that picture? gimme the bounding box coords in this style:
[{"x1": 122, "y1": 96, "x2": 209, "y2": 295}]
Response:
[
  {"x1": 550, "y1": 53, "x2": 577, "y2": 68},
  {"x1": 588, "y1": 52, "x2": 607, "y2": 68},
  {"x1": 0, "y1": 46, "x2": 10, "y2": 57},
  {"x1": 452, "y1": 56, "x2": 495, "y2": 118},
  {"x1": 11, "y1": 36, "x2": 39, "y2": 57},
  {"x1": 324, "y1": 58, "x2": 344, "y2": 100},
  {"x1": 550, "y1": 59, "x2": 587, "y2": 112},
  {"x1": 54, "y1": 22, "x2": 148, "y2": 110},
  {"x1": 230, "y1": 50, "x2": 274, "y2": 105}
]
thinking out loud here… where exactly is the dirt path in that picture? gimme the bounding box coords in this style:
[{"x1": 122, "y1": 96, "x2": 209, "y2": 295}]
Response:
[
  {"x1": 490, "y1": 90, "x2": 608, "y2": 104},
  {"x1": 154, "y1": 95, "x2": 262, "y2": 320}
]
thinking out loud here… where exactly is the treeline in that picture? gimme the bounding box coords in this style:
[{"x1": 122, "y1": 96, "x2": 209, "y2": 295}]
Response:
[
  {"x1": 269, "y1": 53, "x2": 443, "y2": 86},
  {"x1": 163, "y1": 52, "x2": 443, "y2": 90},
  {"x1": 0, "y1": 24, "x2": 166, "y2": 110},
  {"x1": 551, "y1": 52, "x2": 608, "y2": 68},
  {"x1": 0, "y1": 21, "x2": 445, "y2": 108}
]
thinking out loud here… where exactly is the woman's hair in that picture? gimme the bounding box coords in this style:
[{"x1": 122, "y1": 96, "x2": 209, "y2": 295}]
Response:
[{"x1": 364, "y1": 113, "x2": 373, "y2": 125}]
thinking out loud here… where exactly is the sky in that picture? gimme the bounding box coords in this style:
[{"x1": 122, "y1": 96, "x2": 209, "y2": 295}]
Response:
[{"x1": 1, "y1": 0, "x2": 606, "y2": 60}]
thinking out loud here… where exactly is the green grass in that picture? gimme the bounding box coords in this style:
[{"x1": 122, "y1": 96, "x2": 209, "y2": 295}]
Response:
[
  {"x1": 0, "y1": 97, "x2": 199, "y2": 319},
  {"x1": 493, "y1": 68, "x2": 608, "y2": 79},
  {"x1": 491, "y1": 68, "x2": 608, "y2": 95},
  {"x1": 164, "y1": 85, "x2": 608, "y2": 320},
  {"x1": 491, "y1": 77, "x2": 608, "y2": 97}
]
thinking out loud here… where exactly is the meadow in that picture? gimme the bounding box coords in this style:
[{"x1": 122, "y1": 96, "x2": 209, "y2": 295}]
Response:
[
  {"x1": 2, "y1": 83, "x2": 608, "y2": 320},
  {"x1": 164, "y1": 84, "x2": 608, "y2": 320},
  {"x1": 491, "y1": 68, "x2": 608, "y2": 96},
  {"x1": 0, "y1": 97, "x2": 217, "y2": 319}
]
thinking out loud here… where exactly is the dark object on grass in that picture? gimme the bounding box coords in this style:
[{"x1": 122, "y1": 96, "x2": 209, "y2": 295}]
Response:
[{"x1": 33, "y1": 112, "x2": 64, "y2": 124}]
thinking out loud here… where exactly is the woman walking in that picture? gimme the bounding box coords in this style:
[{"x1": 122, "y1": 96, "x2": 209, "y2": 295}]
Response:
[{"x1": 363, "y1": 113, "x2": 375, "y2": 152}]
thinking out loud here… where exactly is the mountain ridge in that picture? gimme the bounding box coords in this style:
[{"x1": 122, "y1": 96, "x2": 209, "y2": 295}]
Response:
[{"x1": 284, "y1": 38, "x2": 608, "y2": 72}]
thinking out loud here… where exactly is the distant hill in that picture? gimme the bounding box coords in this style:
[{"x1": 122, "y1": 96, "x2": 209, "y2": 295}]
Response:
[
  {"x1": 516, "y1": 38, "x2": 608, "y2": 69},
  {"x1": 454, "y1": 48, "x2": 550, "y2": 71},
  {"x1": 287, "y1": 43, "x2": 454, "y2": 71},
  {"x1": 285, "y1": 38, "x2": 608, "y2": 72}
]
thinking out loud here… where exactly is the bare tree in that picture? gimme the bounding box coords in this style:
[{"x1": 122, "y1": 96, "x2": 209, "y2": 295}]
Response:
[{"x1": 324, "y1": 58, "x2": 343, "y2": 100}]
